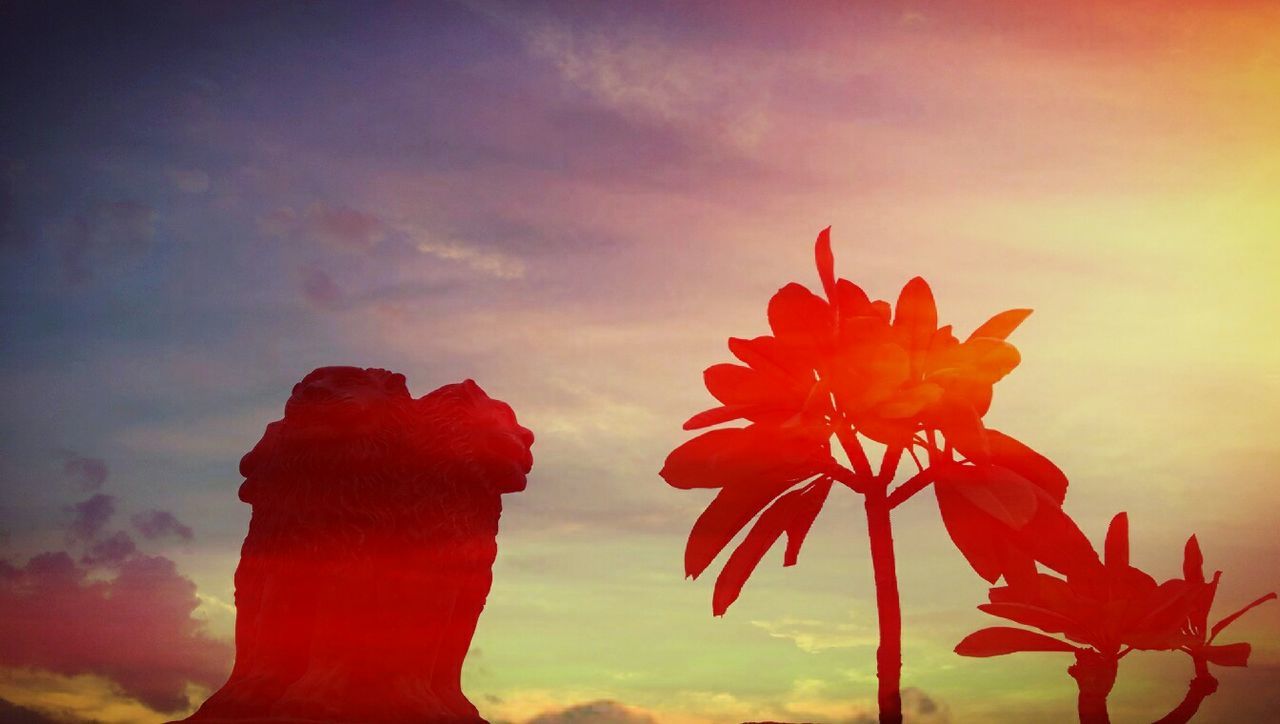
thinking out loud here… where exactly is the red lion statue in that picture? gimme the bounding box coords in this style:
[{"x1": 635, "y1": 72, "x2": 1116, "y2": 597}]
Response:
[{"x1": 183, "y1": 366, "x2": 533, "y2": 723}]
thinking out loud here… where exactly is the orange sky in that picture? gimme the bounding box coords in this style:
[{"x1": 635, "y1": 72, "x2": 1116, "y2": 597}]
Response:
[{"x1": 1, "y1": 1, "x2": 1278, "y2": 722}]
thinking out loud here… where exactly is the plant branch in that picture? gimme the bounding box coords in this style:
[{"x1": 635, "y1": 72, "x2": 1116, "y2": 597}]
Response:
[
  {"x1": 1154, "y1": 657, "x2": 1217, "y2": 724},
  {"x1": 834, "y1": 420, "x2": 874, "y2": 479},
  {"x1": 877, "y1": 446, "x2": 903, "y2": 484},
  {"x1": 886, "y1": 467, "x2": 940, "y2": 509},
  {"x1": 825, "y1": 460, "x2": 870, "y2": 494}
]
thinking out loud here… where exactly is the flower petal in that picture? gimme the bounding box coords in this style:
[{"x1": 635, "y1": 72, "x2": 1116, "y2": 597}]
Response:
[
  {"x1": 1105, "y1": 512, "x2": 1129, "y2": 571},
  {"x1": 829, "y1": 341, "x2": 910, "y2": 414},
  {"x1": 955, "y1": 627, "x2": 1079, "y2": 657},
  {"x1": 875, "y1": 382, "x2": 945, "y2": 419},
  {"x1": 933, "y1": 398, "x2": 988, "y2": 460},
  {"x1": 935, "y1": 474, "x2": 1018, "y2": 583},
  {"x1": 1183, "y1": 535, "x2": 1205, "y2": 584},
  {"x1": 871, "y1": 299, "x2": 891, "y2": 323},
  {"x1": 1209, "y1": 592, "x2": 1277, "y2": 642},
  {"x1": 711, "y1": 499, "x2": 798, "y2": 616},
  {"x1": 936, "y1": 467, "x2": 1098, "y2": 583},
  {"x1": 814, "y1": 227, "x2": 836, "y2": 300},
  {"x1": 853, "y1": 414, "x2": 915, "y2": 448},
  {"x1": 1127, "y1": 579, "x2": 1198, "y2": 650},
  {"x1": 712, "y1": 484, "x2": 815, "y2": 615},
  {"x1": 683, "y1": 405, "x2": 765, "y2": 431},
  {"x1": 833, "y1": 278, "x2": 872, "y2": 320},
  {"x1": 946, "y1": 465, "x2": 1039, "y2": 528},
  {"x1": 967, "y1": 309, "x2": 1033, "y2": 341},
  {"x1": 728, "y1": 336, "x2": 815, "y2": 383},
  {"x1": 768, "y1": 283, "x2": 832, "y2": 344},
  {"x1": 1203, "y1": 642, "x2": 1251, "y2": 667},
  {"x1": 1016, "y1": 490, "x2": 1100, "y2": 580},
  {"x1": 704, "y1": 363, "x2": 802, "y2": 408},
  {"x1": 894, "y1": 276, "x2": 937, "y2": 371},
  {"x1": 685, "y1": 475, "x2": 806, "y2": 579},
  {"x1": 982, "y1": 429, "x2": 1068, "y2": 505},
  {"x1": 959, "y1": 337, "x2": 1022, "y2": 383},
  {"x1": 978, "y1": 602, "x2": 1080, "y2": 637},
  {"x1": 783, "y1": 478, "x2": 833, "y2": 567},
  {"x1": 660, "y1": 424, "x2": 826, "y2": 489}
]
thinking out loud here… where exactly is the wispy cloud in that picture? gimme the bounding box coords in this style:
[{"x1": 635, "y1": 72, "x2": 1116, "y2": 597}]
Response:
[
  {"x1": 750, "y1": 614, "x2": 878, "y2": 653},
  {"x1": 415, "y1": 237, "x2": 525, "y2": 279}
]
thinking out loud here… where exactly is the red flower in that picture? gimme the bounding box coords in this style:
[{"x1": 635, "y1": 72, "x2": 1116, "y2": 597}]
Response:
[
  {"x1": 809, "y1": 230, "x2": 1029, "y2": 454},
  {"x1": 661, "y1": 227, "x2": 1080, "y2": 616},
  {"x1": 955, "y1": 514, "x2": 1199, "y2": 723},
  {"x1": 1150, "y1": 536, "x2": 1276, "y2": 723},
  {"x1": 956, "y1": 513, "x2": 1194, "y2": 661},
  {"x1": 1174, "y1": 534, "x2": 1275, "y2": 668}
]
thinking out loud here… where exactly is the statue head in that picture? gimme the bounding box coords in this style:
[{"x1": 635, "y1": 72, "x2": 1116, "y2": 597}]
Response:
[
  {"x1": 238, "y1": 366, "x2": 533, "y2": 505},
  {"x1": 416, "y1": 378, "x2": 535, "y2": 495}
]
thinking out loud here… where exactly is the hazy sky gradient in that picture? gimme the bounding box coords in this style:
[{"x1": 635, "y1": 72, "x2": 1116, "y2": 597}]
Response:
[{"x1": 2, "y1": 1, "x2": 1278, "y2": 722}]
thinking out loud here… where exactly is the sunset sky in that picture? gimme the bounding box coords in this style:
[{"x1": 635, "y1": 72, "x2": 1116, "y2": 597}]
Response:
[{"x1": 2, "y1": 1, "x2": 1279, "y2": 722}]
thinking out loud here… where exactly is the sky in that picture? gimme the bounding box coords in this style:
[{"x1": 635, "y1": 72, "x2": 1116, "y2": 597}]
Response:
[{"x1": 1, "y1": 0, "x2": 1279, "y2": 722}]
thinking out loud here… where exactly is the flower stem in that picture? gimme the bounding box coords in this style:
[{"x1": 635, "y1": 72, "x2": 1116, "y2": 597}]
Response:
[
  {"x1": 865, "y1": 447, "x2": 903, "y2": 724},
  {"x1": 1154, "y1": 657, "x2": 1217, "y2": 724},
  {"x1": 1067, "y1": 650, "x2": 1117, "y2": 724},
  {"x1": 886, "y1": 466, "x2": 939, "y2": 509}
]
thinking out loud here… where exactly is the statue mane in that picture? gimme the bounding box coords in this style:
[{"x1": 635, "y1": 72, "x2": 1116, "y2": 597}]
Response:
[{"x1": 238, "y1": 367, "x2": 534, "y2": 515}]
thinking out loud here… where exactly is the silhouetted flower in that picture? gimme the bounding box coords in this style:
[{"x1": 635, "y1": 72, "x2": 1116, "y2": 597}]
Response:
[
  {"x1": 826, "y1": 275, "x2": 1027, "y2": 454},
  {"x1": 1151, "y1": 536, "x2": 1276, "y2": 723},
  {"x1": 662, "y1": 227, "x2": 1087, "y2": 724},
  {"x1": 662, "y1": 228, "x2": 1088, "y2": 609},
  {"x1": 1174, "y1": 534, "x2": 1275, "y2": 667},
  {"x1": 956, "y1": 513, "x2": 1196, "y2": 724},
  {"x1": 958, "y1": 514, "x2": 1192, "y2": 658}
]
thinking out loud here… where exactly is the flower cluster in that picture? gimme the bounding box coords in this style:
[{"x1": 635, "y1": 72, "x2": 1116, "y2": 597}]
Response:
[
  {"x1": 956, "y1": 513, "x2": 1195, "y2": 662},
  {"x1": 956, "y1": 513, "x2": 1273, "y2": 723},
  {"x1": 661, "y1": 227, "x2": 1270, "y2": 723},
  {"x1": 661, "y1": 228, "x2": 1087, "y2": 617}
]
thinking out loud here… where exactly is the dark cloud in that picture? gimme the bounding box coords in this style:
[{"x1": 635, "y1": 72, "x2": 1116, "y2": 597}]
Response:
[
  {"x1": 55, "y1": 200, "x2": 156, "y2": 283},
  {"x1": 62, "y1": 454, "x2": 108, "y2": 491},
  {"x1": 525, "y1": 700, "x2": 658, "y2": 724},
  {"x1": 3, "y1": 471, "x2": 226, "y2": 714},
  {"x1": 82, "y1": 530, "x2": 138, "y2": 565},
  {"x1": 0, "y1": 698, "x2": 62, "y2": 724},
  {"x1": 131, "y1": 509, "x2": 194, "y2": 543},
  {"x1": 0, "y1": 550, "x2": 232, "y2": 713},
  {"x1": 844, "y1": 688, "x2": 950, "y2": 724},
  {"x1": 64, "y1": 493, "x2": 115, "y2": 541}
]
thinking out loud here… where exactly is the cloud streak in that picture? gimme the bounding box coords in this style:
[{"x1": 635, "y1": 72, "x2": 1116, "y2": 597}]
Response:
[{"x1": 131, "y1": 510, "x2": 194, "y2": 543}]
